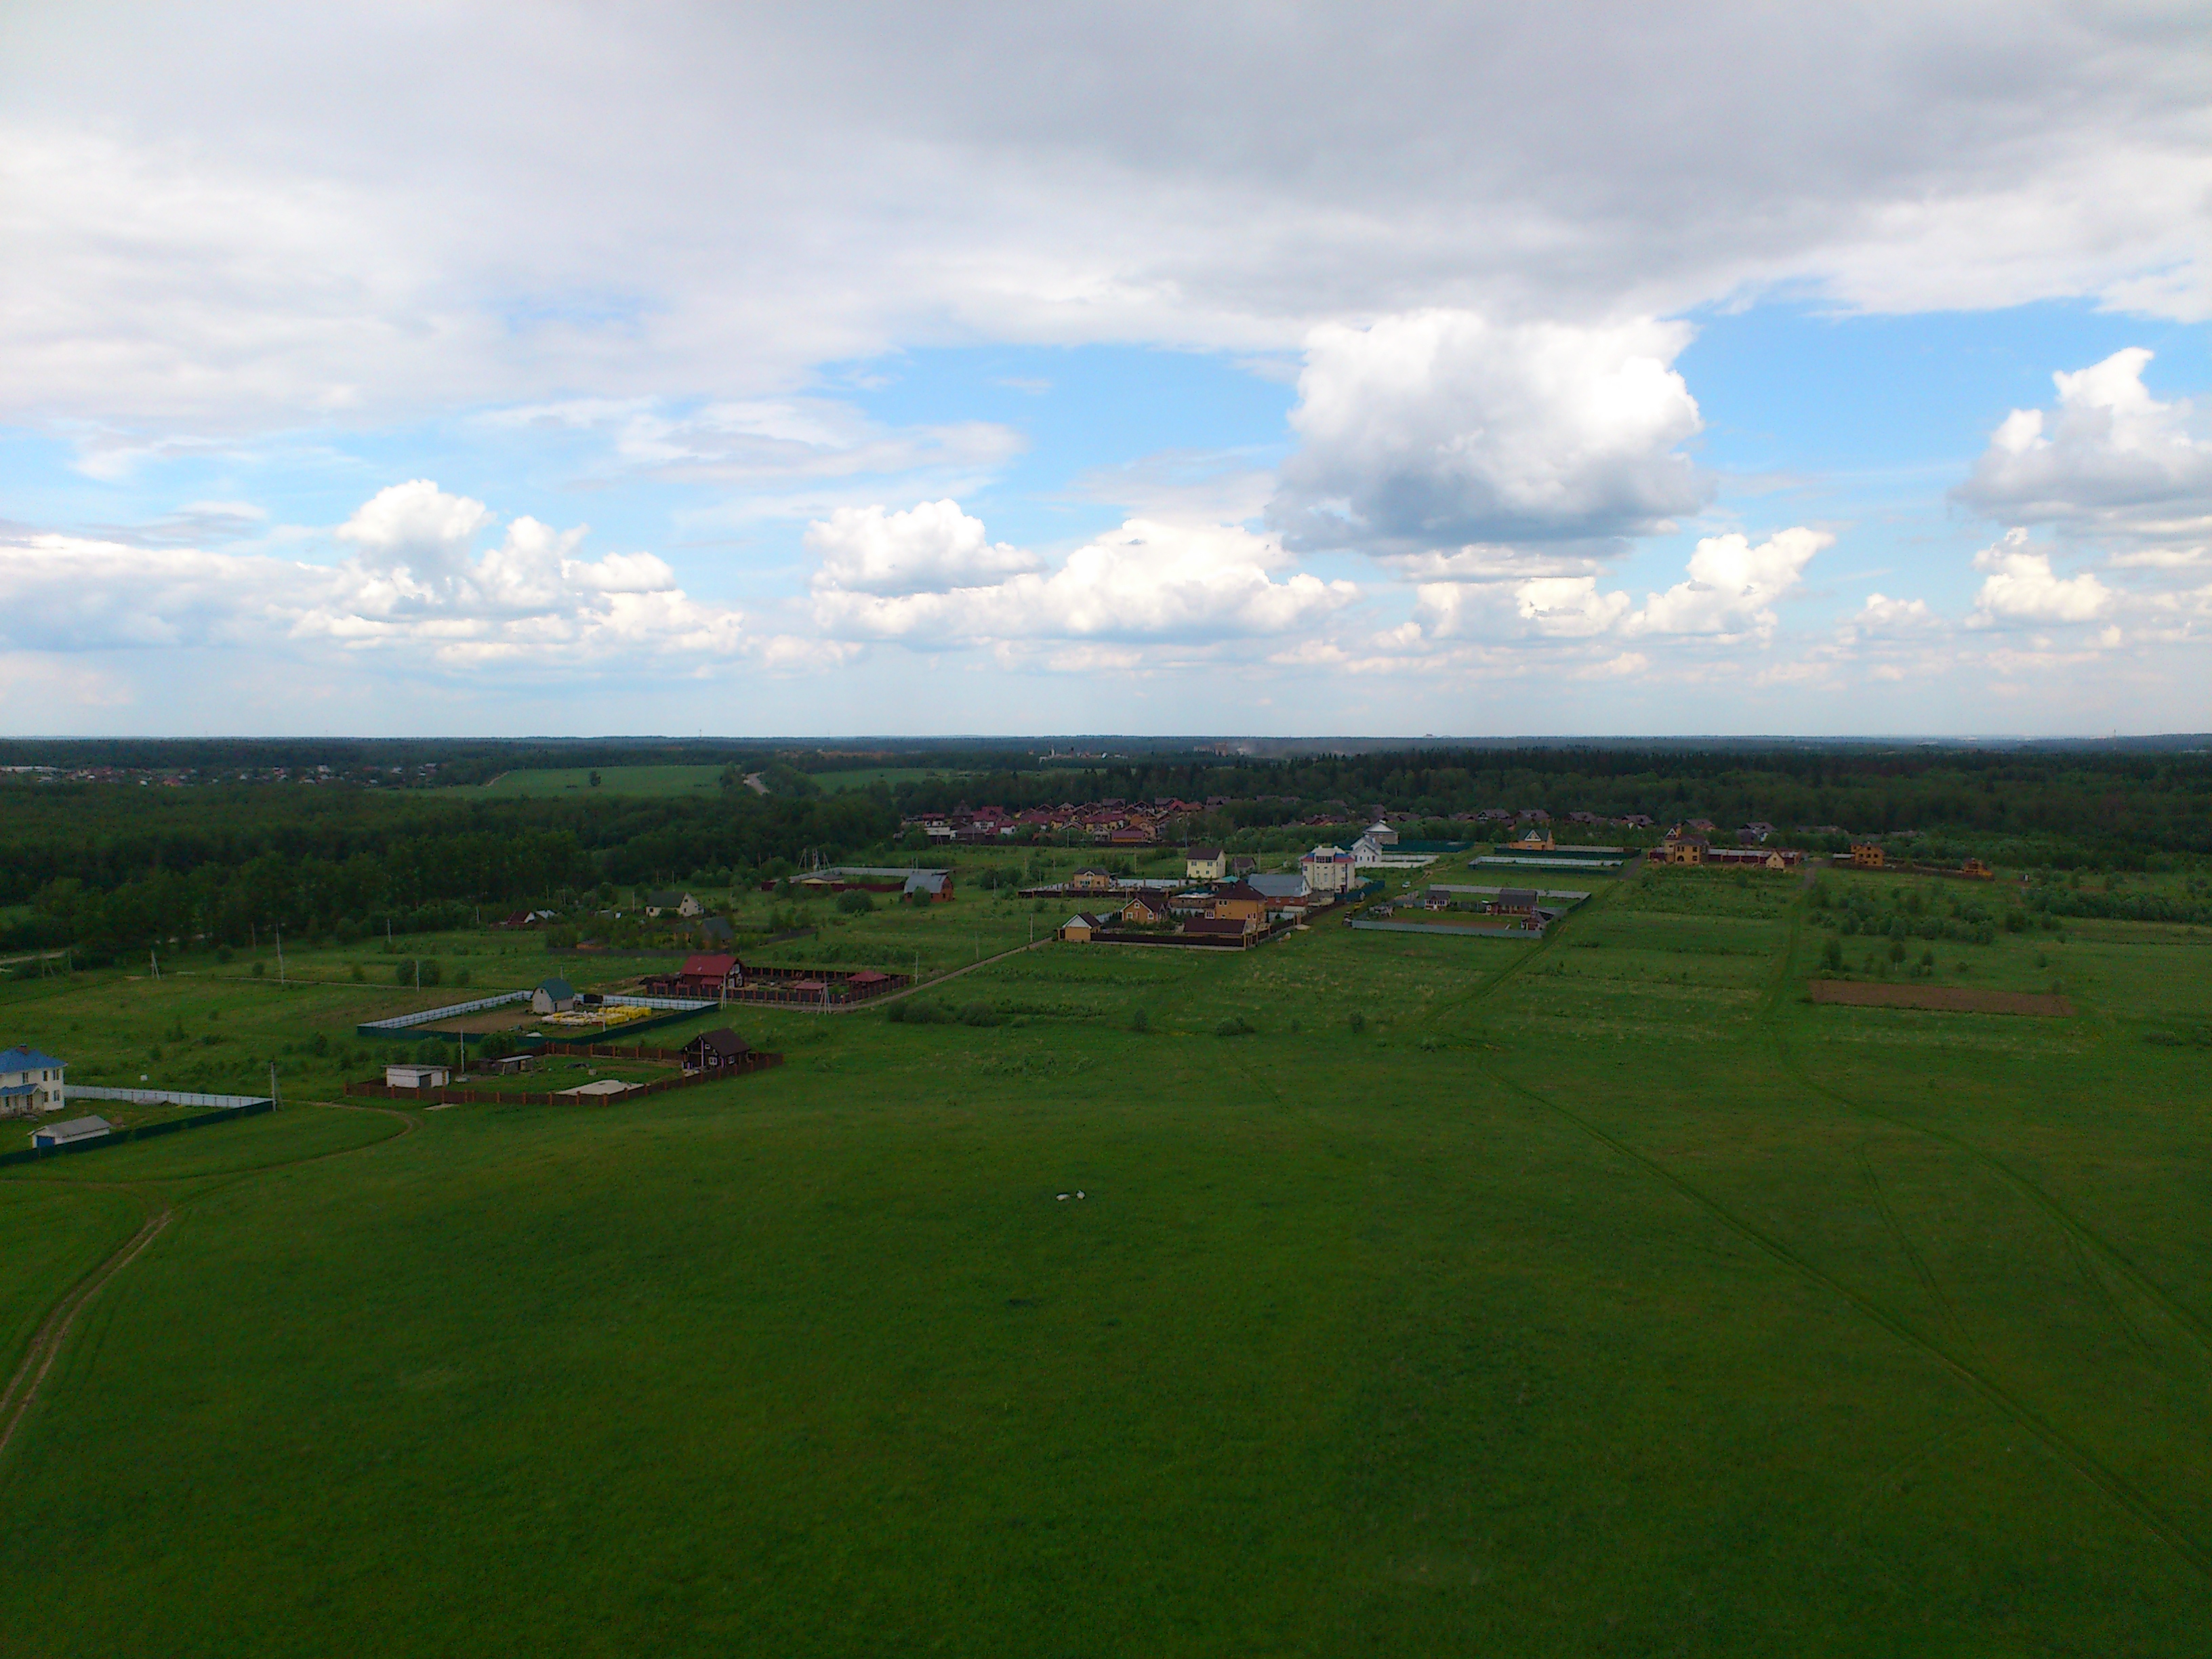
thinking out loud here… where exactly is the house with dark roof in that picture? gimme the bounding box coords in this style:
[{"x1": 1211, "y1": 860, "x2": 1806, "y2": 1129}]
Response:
[
  {"x1": 903, "y1": 870, "x2": 953, "y2": 903},
  {"x1": 532, "y1": 977, "x2": 581, "y2": 1014},
  {"x1": 644, "y1": 890, "x2": 703, "y2": 919},
  {"x1": 1059, "y1": 913, "x2": 1112, "y2": 942},
  {"x1": 0, "y1": 1045, "x2": 66, "y2": 1115},
  {"x1": 1185, "y1": 846, "x2": 1227, "y2": 882},
  {"x1": 682, "y1": 1028, "x2": 752, "y2": 1071}
]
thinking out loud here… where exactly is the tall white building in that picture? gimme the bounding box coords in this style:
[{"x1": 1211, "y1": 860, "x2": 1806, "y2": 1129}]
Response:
[{"x1": 0, "y1": 1046, "x2": 66, "y2": 1115}]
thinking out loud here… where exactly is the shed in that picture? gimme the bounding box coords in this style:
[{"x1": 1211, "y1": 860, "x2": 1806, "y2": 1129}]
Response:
[
  {"x1": 903, "y1": 871, "x2": 952, "y2": 902},
  {"x1": 480, "y1": 1052, "x2": 535, "y2": 1076},
  {"x1": 30, "y1": 1114, "x2": 111, "y2": 1149},
  {"x1": 385, "y1": 1063, "x2": 451, "y2": 1090},
  {"x1": 698, "y1": 916, "x2": 737, "y2": 945},
  {"x1": 532, "y1": 977, "x2": 580, "y2": 1015},
  {"x1": 1059, "y1": 913, "x2": 1109, "y2": 942},
  {"x1": 682, "y1": 1028, "x2": 752, "y2": 1070}
]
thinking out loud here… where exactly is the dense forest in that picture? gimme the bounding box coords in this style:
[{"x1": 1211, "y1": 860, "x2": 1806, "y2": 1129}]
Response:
[{"x1": 1, "y1": 739, "x2": 2205, "y2": 960}]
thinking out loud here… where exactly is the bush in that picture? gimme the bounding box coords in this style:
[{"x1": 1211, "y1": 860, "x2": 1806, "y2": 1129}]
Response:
[
  {"x1": 1129, "y1": 1008, "x2": 1149, "y2": 1033},
  {"x1": 958, "y1": 1001, "x2": 1000, "y2": 1027},
  {"x1": 350, "y1": 962, "x2": 365, "y2": 982},
  {"x1": 1215, "y1": 1015, "x2": 1255, "y2": 1038},
  {"x1": 1347, "y1": 1010, "x2": 1366, "y2": 1033},
  {"x1": 251, "y1": 961, "x2": 266, "y2": 977},
  {"x1": 1822, "y1": 937, "x2": 1843, "y2": 970},
  {"x1": 453, "y1": 967, "x2": 471, "y2": 987},
  {"x1": 884, "y1": 1001, "x2": 905, "y2": 1023},
  {"x1": 837, "y1": 890, "x2": 874, "y2": 916}
]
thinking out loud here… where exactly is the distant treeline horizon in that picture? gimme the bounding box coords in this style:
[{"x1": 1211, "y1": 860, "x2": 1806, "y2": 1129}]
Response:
[{"x1": 2, "y1": 739, "x2": 2206, "y2": 960}]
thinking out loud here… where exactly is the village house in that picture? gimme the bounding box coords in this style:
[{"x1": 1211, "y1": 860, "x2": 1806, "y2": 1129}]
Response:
[
  {"x1": 643, "y1": 954, "x2": 743, "y2": 998},
  {"x1": 1300, "y1": 845, "x2": 1357, "y2": 893},
  {"x1": 1207, "y1": 881, "x2": 1269, "y2": 926},
  {"x1": 532, "y1": 976, "x2": 581, "y2": 1014},
  {"x1": 1849, "y1": 843, "x2": 1887, "y2": 868},
  {"x1": 903, "y1": 870, "x2": 954, "y2": 902},
  {"x1": 1657, "y1": 830, "x2": 1708, "y2": 865},
  {"x1": 1120, "y1": 890, "x2": 1173, "y2": 926},
  {"x1": 1488, "y1": 888, "x2": 1540, "y2": 916},
  {"x1": 1185, "y1": 845, "x2": 1227, "y2": 882},
  {"x1": 681, "y1": 1028, "x2": 752, "y2": 1072},
  {"x1": 0, "y1": 1045, "x2": 67, "y2": 1115},
  {"x1": 1245, "y1": 872, "x2": 1312, "y2": 918},
  {"x1": 1069, "y1": 868, "x2": 1119, "y2": 893},
  {"x1": 1058, "y1": 913, "x2": 1112, "y2": 942},
  {"x1": 644, "y1": 890, "x2": 703, "y2": 919}
]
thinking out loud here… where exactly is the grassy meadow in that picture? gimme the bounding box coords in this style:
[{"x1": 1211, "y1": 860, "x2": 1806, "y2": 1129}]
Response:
[{"x1": 3, "y1": 857, "x2": 2211, "y2": 1654}]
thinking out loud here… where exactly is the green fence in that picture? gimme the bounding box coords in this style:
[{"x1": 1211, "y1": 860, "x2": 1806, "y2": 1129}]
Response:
[{"x1": 0, "y1": 1100, "x2": 274, "y2": 1168}]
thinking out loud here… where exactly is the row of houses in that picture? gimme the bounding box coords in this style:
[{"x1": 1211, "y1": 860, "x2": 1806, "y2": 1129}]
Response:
[{"x1": 1059, "y1": 869, "x2": 1325, "y2": 946}]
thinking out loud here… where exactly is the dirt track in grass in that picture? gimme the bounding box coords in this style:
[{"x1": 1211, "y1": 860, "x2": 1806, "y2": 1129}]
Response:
[{"x1": 1809, "y1": 979, "x2": 2074, "y2": 1015}]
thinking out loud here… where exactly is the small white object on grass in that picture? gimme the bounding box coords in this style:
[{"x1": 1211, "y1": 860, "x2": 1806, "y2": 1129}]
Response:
[
  {"x1": 1057, "y1": 1193, "x2": 1069, "y2": 1200},
  {"x1": 1077, "y1": 1191, "x2": 1085, "y2": 1198}
]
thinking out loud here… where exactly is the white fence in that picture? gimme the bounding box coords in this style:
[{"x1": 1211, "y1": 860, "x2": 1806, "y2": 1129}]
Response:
[
  {"x1": 358, "y1": 989, "x2": 530, "y2": 1033},
  {"x1": 66, "y1": 1085, "x2": 274, "y2": 1109},
  {"x1": 600, "y1": 994, "x2": 717, "y2": 1012}
]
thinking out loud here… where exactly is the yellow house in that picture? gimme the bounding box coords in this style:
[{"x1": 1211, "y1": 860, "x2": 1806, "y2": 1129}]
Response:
[
  {"x1": 1849, "y1": 843, "x2": 1886, "y2": 869},
  {"x1": 1657, "y1": 836, "x2": 1706, "y2": 866},
  {"x1": 1184, "y1": 846, "x2": 1227, "y2": 882}
]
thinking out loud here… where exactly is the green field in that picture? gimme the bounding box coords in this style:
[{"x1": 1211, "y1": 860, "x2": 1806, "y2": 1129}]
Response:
[
  {"x1": 5, "y1": 863, "x2": 2211, "y2": 1654},
  {"x1": 811, "y1": 765, "x2": 966, "y2": 792},
  {"x1": 464, "y1": 764, "x2": 729, "y2": 798}
]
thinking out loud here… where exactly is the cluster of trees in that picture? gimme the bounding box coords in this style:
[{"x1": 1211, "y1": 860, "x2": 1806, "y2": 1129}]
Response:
[{"x1": 0, "y1": 780, "x2": 899, "y2": 958}]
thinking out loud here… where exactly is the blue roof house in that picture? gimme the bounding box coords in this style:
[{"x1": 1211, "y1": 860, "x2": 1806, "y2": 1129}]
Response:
[{"x1": 0, "y1": 1046, "x2": 66, "y2": 1116}]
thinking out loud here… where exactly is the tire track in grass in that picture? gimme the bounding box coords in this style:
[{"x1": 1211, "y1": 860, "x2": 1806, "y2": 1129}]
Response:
[
  {"x1": 0, "y1": 1205, "x2": 170, "y2": 1461},
  {"x1": 1475, "y1": 1055, "x2": 2212, "y2": 1582},
  {"x1": 0, "y1": 1100, "x2": 417, "y2": 1473},
  {"x1": 1771, "y1": 890, "x2": 2209, "y2": 1366},
  {"x1": 1856, "y1": 1144, "x2": 1969, "y2": 1348},
  {"x1": 1774, "y1": 1048, "x2": 2212, "y2": 1367}
]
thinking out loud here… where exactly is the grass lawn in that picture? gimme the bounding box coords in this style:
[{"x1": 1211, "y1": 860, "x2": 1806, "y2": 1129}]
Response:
[
  {"x1": 3, "y1": 865, "x2": 2210, "y2": 1653},
  {"x1": 811, "y1": 766, "x2": 966, "y2": 792}
]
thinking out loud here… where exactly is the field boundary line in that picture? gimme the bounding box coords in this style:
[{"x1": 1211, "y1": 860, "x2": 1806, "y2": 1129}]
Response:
[
  {"x1": 1477, "y1": 1055, "x2": 2212, "y2": 1582},
  {"x1": 1856, "y1": 1145, "x2": 1969, "y2": 1349},
  {"x1": 0, "y1": 1204, "x2": 171, "y2": 1465}
]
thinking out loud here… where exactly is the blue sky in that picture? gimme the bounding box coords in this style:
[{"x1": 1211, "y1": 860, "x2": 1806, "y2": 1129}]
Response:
[{"x1": 3, "y1": 6, "x2": 2207, "y2": 737}]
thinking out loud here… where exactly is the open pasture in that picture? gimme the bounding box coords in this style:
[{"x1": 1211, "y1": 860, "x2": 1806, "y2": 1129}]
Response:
[{"x1": 3, "y1": 861, "x2": 2210, "y2": 1654}]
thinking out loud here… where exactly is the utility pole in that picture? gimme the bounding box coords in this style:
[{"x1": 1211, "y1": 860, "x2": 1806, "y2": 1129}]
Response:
[
  {"x1": 415, "y1": 958, "x2": 421, "y2": 991},
  {"x1": 270, "y1": 1061, "x2": 281, "y2": 1111},
  {"x1": 149, "y1": 948, "x2": 159, "y2": 981},
  {"x1": 276, "y1": 924, "x2": 285, "y2": 985}
]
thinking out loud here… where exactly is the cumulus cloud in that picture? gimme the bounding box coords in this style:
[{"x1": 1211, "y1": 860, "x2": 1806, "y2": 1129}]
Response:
[
  {"x1": 0, "y1": 483, "x2": 747, "y2": 668},
  {"x1": 808, "y1": 508, "x2": 1354, "y2": 649},
  {"x1": 6, "y1": 8, "x2": 2211, "y2": 432},
  {"x1": 1955, "y1": 348, "x2": 2212, "y2": 565},
  {"x1": 1271, "y1": 310, "x2": 1708, "y2": 562},
  {"x1": 1408, "y1": 526, "x2": 1828, "y2": 649},
  {"x1": 804, "y1": 500, "x2": 1041, "y2": 596},
  {"x1": 1967, "y1": 528, "x2": 2112, "y2": 626},
  {"x1": 1627, "y1": 528, "x2": 1830, "y2": 638}
]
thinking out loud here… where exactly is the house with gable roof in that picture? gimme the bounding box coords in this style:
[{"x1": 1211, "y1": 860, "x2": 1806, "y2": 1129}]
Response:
[{"x1": 0, "y1": 1045, "x2": 66, "y2": 1115}]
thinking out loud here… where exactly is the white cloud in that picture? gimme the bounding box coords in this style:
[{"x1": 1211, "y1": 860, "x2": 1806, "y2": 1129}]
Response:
[
  {"x1": 1627, "y1": 528, "x2": 1831, "y2": 638},
  {"x1": 1956, "y1": 349, "x2": 2212, "y2": 564},
  {"x1": 0, "y1": 483, "x2": 747, "y2": 669},
  {"x1": 9, "y1": 8, "x2": 2204, "y2": 437},
  {"x1": 1272, "y1": 311, "x2": 1707, "y2": 560},
  {"x1": 809, "y1": 509, "x2": 1354, "y2": 649},
  {"x1": 804, "y1": 500, "x2": 1040, "y2": 596},
  {"x1": 1852, "y1": 594, "x2": 1938, "y2": 634},
  {"x1": 1968, "y1": 528, "x2": 2112, "y2": 626}
]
